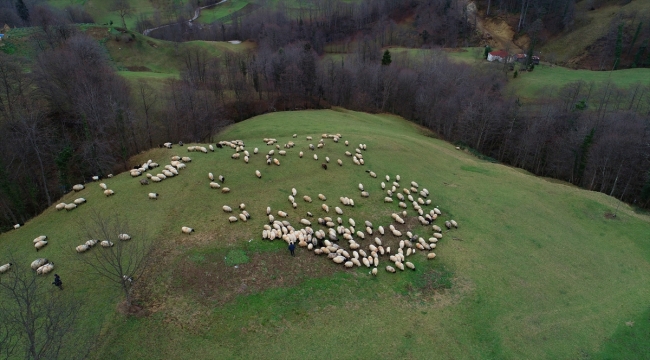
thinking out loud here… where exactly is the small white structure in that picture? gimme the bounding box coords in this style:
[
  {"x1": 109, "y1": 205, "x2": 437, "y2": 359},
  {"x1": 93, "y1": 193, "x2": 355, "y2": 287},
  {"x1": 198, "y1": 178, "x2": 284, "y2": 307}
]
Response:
[{"x1": 487, "y1": 50, "x2": 511, "y2": 63}]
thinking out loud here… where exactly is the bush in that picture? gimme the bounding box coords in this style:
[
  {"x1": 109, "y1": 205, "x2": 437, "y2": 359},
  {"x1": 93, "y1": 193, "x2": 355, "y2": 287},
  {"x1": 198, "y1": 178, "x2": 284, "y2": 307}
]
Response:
[{"x1": 513, "y1": 70, "x2": 518, "y2": 78}]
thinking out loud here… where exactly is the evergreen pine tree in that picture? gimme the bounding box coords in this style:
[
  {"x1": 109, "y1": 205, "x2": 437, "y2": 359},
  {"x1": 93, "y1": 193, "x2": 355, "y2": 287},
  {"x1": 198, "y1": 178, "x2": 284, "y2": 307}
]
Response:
[
  {"x1": 15, "y1": 0, "x2": 29, "y2": 23},
  {"x1": 381, "y1": 50, "x2": 391, "y2": 66}
]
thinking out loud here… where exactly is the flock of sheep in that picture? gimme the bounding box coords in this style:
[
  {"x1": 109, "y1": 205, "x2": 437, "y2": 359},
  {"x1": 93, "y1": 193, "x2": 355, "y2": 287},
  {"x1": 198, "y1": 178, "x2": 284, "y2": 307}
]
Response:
[
  {"x1": 1, "y1": 130, "x2": 460, "y2": 281},
  {"x1": 180, "y1": 132, "x2": 460, "y2": 276}
]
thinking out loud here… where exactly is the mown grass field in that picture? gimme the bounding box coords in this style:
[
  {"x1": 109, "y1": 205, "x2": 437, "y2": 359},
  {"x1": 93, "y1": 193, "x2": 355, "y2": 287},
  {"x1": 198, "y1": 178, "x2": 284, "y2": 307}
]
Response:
[
  {"x1": 508, "y1": 65, "x2": 650, "y2": 100},
  {"x1": 1, "y1": 109, "x2": 648, "y2": 359},
  {"x1": 195, "y1": 0, "x2": 251, "y2": 24}
]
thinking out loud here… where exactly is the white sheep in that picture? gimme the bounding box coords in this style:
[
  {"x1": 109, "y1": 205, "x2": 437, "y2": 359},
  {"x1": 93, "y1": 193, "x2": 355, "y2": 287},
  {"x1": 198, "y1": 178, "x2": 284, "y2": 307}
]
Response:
[
  {"x1": 31, "y1": 258, "x2": 48, "y2": 270},
  {"x1": 86, "y1": 239, "x2": 98, "y2": 247},
  {"x1": 72, "y1": 184, "x2": 85, "y2": 191},
  {"x1": 32, "y1": 235, "x2": 47, "y2": 244},
  {"x1": 104, "y1": 189, "x2": 115, "y2": 197},
  {"x1": 35, "y1": 240, "x2": 48, "y2": 251},
  {"x1": 238, "y1": 214, "x2": 247, "y2": 222},
  {"x1": 148, "y1": 193, "x2": 158, "y2": 200},
  {"x1": 221, "y1": 187, "x2": 230, "y2": 193},
  {"x1": 74, "y1": 198, "x2": 86, "y2": 205},
  {"x1": 0, "y1": 263, "x2": 12, "y2": 273},
  {"x1": 36, "y1": 263, "x2": 54, "y2": 275},
  {"x1": 256, "y1": 170, "x2": 262, "y2": 178},
  {"x1": 322, "y1": 204, "x2": 329, "y2": 212},
  {"x1": 181, "y1": 227, "x2": 194, "y2": 234},
  {"x1": 210, "y1": 182, "x2": 221, "y2": 189},
  {"x1": 76, "y1": 244, "x2": 89, "y2": 253},
  {"x1": 303, "y1": 195, "x2": 312, "y2": 203},
  {"x1": 313, "y1": 154, "x2": 318, "y2": 160},
  {"x1": 278, "y1": 211, "x2": 288, "y2": 218},
  {"x1": 118, "y1": 234, "x2": 131, "y2": 241},
  {"x1": 99, "y1": 183, "x2": 108, "y2": 190},
  {"x1": 55, "y1": 203, "x2": 66, "y2": 210},
  {"x1": 65, "y1": 203, "x2": 77, "y2": 211},
  {"x1": 385, "y1": 265, "x2": 396, "y2": 273}
]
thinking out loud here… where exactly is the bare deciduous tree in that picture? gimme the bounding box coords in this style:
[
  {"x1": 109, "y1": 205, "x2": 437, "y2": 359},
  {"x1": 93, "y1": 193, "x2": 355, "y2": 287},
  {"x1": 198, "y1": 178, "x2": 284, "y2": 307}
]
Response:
[
  {"x1": 110, "y1": 0, "x2": 133, "y2": 29},
  {"x1": 76, "y1": 211, "x2": 153, "y2": 308},
  {"x1": 0, "y1": 260, "x2": 87, "y2": 359}
]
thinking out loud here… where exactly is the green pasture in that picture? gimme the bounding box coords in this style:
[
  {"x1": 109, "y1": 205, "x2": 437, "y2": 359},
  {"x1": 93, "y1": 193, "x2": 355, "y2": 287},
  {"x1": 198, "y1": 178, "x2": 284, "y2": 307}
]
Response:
[
  {"x1": 508, "y1": 65, "x2": 650, "y2": 100},
  {"x1": 1, "y1": 108, "x2": 648, "y2": 359}
]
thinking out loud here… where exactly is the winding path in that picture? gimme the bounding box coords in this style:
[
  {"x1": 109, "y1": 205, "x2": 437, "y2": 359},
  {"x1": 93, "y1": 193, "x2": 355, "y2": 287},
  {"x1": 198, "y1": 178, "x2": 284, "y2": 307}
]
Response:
[{"x1": 142, "y1": 0, "x2": 228, "y2": 37}]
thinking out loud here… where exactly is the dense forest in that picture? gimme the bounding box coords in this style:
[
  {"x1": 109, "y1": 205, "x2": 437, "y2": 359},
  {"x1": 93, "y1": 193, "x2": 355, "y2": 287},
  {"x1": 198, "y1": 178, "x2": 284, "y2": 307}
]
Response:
[{"x1": 0, "y1": 0, "x2": 649, "y2": 231}]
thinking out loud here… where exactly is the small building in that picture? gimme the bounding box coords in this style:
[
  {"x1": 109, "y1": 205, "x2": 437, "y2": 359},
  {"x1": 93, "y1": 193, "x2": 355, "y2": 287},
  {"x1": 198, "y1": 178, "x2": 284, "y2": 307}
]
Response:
[
  {"x1": 514, "y1": 53, "x2": 527, "y2": 63},
  {"x1": 487, "y1": 50, "x2": 510, "y2": 63}
]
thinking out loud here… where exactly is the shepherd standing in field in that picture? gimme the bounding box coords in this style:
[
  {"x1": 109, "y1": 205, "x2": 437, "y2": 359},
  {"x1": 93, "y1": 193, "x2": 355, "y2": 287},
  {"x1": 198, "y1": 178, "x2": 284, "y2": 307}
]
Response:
[{"x1": 288, "y1": 242, "x2": 296, "y2": 257}]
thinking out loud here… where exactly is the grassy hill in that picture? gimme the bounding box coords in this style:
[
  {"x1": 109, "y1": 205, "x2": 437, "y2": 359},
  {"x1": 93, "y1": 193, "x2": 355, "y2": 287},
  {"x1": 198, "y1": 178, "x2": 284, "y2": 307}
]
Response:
[{"x1": 0, "y1": 109, "x2": 648, "y2": 359}]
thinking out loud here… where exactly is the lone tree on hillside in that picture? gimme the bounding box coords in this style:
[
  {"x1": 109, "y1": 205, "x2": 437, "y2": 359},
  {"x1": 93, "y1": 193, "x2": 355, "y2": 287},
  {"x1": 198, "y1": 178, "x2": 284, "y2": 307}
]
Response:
[
  {"x1": 381, "y1": 50, "x2": 392, "y2": 66},
  {"x1": 110, "y1": 0, "x2": 133, "y2": 29},
  {"x1": 76, "y1": 211, "x2": 153, "y2": 309},
  {"x1": 0, "y1": 259, "x2": 89, "y2": 359}
]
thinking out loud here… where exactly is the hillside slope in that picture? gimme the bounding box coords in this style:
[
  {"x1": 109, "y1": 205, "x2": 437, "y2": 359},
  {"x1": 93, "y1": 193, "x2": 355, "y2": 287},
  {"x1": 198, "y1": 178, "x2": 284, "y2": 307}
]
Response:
[{"x1": 0, "y1": 109, "x2": 648, "y2": 359}]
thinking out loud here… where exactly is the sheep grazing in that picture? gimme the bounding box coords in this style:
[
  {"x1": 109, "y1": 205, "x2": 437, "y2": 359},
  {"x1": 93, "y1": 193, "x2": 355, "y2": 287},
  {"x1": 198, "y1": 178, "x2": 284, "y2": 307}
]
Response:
[
  {"x1": 33, "y1": 235, "x2": 47, "y2": 243},
  {"x1": 299, "y1": 151, "x2": 304, "y2": 158},
  {"x1": 180, "y1": 226, "x2": 195, "y2": 235},
  {"x1": 118, "y1": 234, "x2": 131, "y2": 241},
  {"x1": 254, "y1": 147, "x2": 259, "y2": 154},
  {"x1": 31, "y1": 258, "x2": 48, "y2": 270},
  {"x1": 36, "y1": 263, "x2": 54, "y2": 275},
  {"x1": 273, "y1": 158, "x2": 281, "y2": 166},
  {"x1": 361, "y1": 191, "x2": 369, "y2": 197},
  {"x1": 450, "y1": 220, "x2": 458, "y2": 228},
  {"x1": 255, "y1": 170, "x2": 262, "y2": 178},
  {"x1": 35, "y1": 240, "x2": 48, "y2": 251},
  {"x1": 148, "y1": 193, "x2": 159, "y2": 200},
  {"x1": 278, "y1": 211, "x2": 288, "y2": 218},
  {"x1": 306, "y1": 136, "x2": 313, "y2": 140},
  {"x1": 337, "y1": 159, "x2": 343, "y2": 166},
  {"x1": 303, "y1": 196, "x2": 312, "y2": 203},
  {"x1": 427, "y1": 252, "x2": 437, "y2": 259},
  {"x1": 55, "y1": 203, "x2": 66, "y2": 211},
  {"x1": 318, "y1": 194, "x2": 326, "y2": 201},
  {"x1": 104, "y1": 189, "x2": 115, "y2": 197},
  {"x1": 384, "y1": 197, "x2": 393, "y2": 203},
  {"x1": 99, "y1": 183, "x2": 108, "y2": 190},
  {"x1": 244, "y1": 156, "x2": 250, "y2": 163},
  {"x1": 321, "y1": 163, "x2": 327, "y2": 170},
  {"x1": 76, "y1": 244, "x2": 90, "y2": 253},
  {"x1": 432, "y1": 225, "x2": 442, "y2": 232},
  {"x1": 86, "y1": 239, "x2": 98, "y2": 247},
  {"x1": 221, "y1": 187, "x2": 230, "y2": 193},
  {"x1": 209, "y1": 145, "x2": 214, "y2": 152},
  {"x1": 313, "y1": 154, "x2": 318, "y2": 160},
  {"x1": 72, "y1": 184, "x2": 85, "y2": 191},
  {"x1": 369, "y1": 171, "x2": 377, "y2": 178},
  {"x1": 386, "y1": 265, "x2": 396, "y2": 273},
  {"x1": 65, "y1": 203, "x2": 77, "y2": 211},
  {"x1": 227, "y1": 215, "x2": 238, "y2": 223},
  {"x1": 266, "y1": 207, "x2": 271, "y2": 215},
  {"x1": 335, "y1": 207, "x2": 343, "y2": 215},
  {"x1": 0, "y1": 263, "x2": 12, "y2": 273},
  {"x1": 445, "y1": 221, "x2": 452, "y2": 229},
  {"x1": 322, "y1": 204, "x2": 329, "y2": 213},
  {"x1": 204, "y1": 182, "x2": 219, "y2": 190}
]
